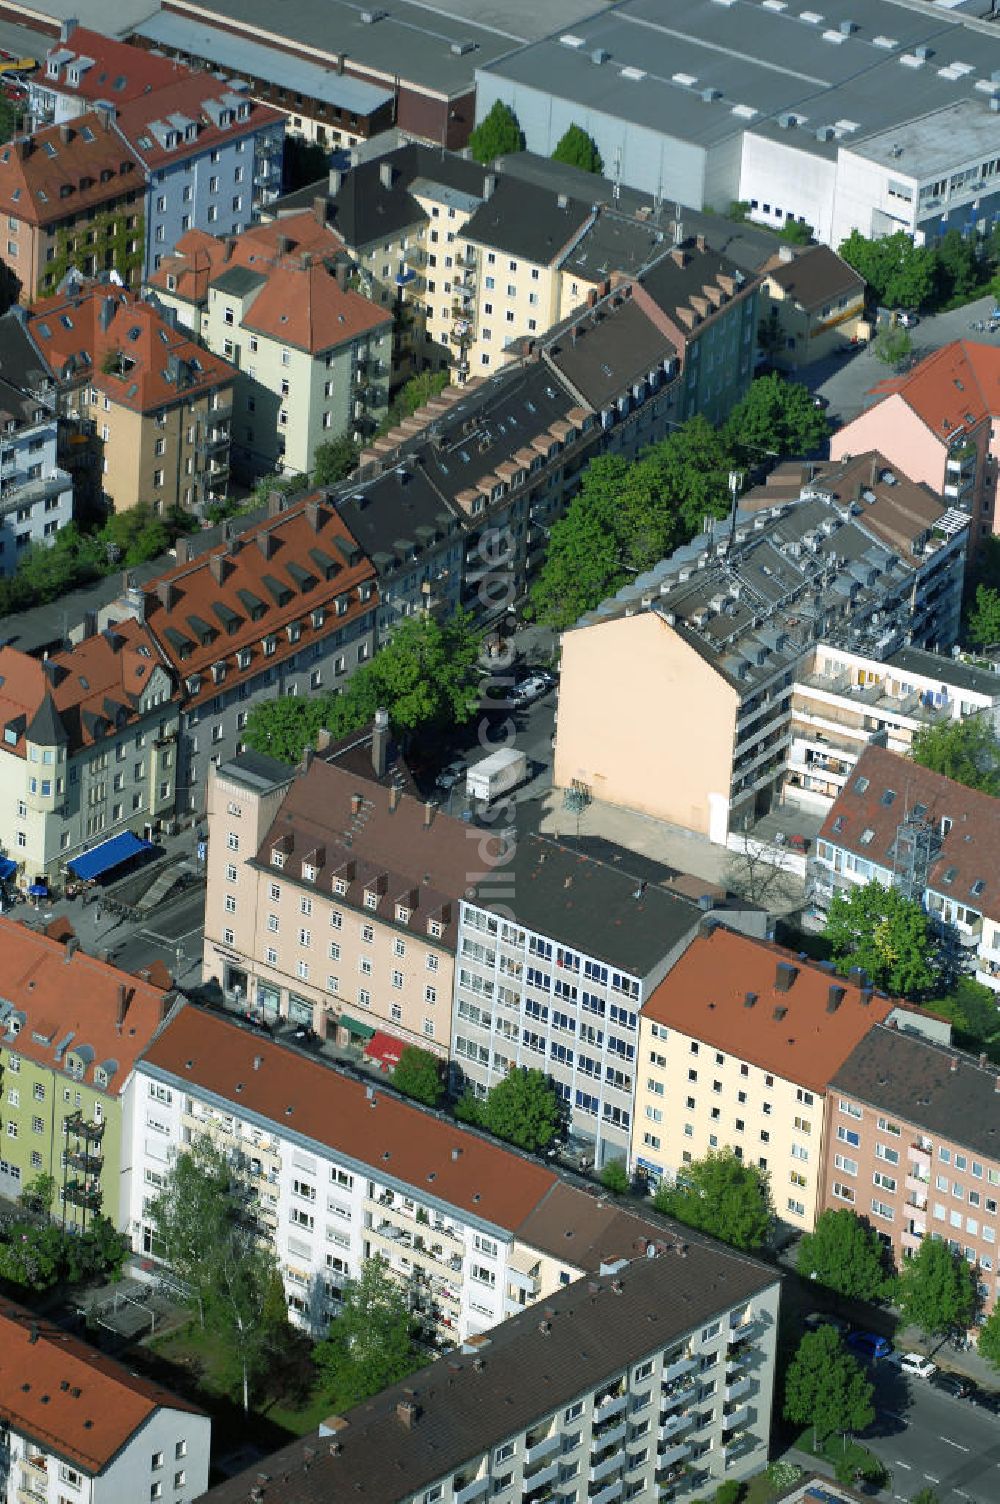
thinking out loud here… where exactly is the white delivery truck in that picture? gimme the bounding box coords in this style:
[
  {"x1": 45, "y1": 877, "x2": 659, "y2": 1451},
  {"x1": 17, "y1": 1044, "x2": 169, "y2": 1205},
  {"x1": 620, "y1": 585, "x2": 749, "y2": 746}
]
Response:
[{"x1": 465, "y1": 746, "x2": 527, "y2": 804}]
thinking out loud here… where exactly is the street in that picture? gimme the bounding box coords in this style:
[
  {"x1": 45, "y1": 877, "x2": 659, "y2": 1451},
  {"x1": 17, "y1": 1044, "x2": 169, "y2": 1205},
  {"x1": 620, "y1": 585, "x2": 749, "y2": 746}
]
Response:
[{"x1": 862, "y1": 1363, "x2": 1000, "y2": 1504}]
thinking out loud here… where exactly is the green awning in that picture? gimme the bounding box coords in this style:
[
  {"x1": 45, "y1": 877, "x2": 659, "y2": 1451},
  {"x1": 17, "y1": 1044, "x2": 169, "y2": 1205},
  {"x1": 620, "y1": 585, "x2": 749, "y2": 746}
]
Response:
[{"x1": 338, "y1": 1014, "x2": 376, "y2": 1040}]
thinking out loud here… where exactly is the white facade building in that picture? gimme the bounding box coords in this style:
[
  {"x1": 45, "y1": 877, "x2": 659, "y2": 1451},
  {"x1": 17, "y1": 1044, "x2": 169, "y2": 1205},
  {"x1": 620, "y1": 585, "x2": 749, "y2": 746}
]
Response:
[{"x1": 0, "y1": 417, "x2": 73, "y2": 577}]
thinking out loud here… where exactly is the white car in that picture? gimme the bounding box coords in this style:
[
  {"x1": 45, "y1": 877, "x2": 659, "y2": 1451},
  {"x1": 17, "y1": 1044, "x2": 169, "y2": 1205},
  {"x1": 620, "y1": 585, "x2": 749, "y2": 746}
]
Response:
[
  {"x1": 889, "y1": 1351, "x2": 937, "y2": 1379},
  {"x1": 513, "y1": 675, "x2": 549, "y2": 705}
]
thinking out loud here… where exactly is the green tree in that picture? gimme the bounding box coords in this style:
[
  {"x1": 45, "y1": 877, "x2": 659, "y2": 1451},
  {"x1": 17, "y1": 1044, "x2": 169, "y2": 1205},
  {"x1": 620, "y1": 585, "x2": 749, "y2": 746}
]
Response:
[
  {"x1": 527, "y1": 453, "x2": 629, "y2": 628},
  {"x1": 872, "y1": 325, "x2": 912, "y2": 367},
  {"x1": 838, "y1": 229, "x2": 936, "y2": 311},
  {"x1": 823, "y1": 882, "x2": 938, "y2": 997},
  {"x1": 313, "y1": 435, "x2": 359, "y2": 487},
  {"x1": 783, "y1": 1326, "x2": 875, "y2": 1446},
  {"x1": 779, "y1": 219, "x2": 813, "y2": 246},
  {"x1": 468, "y1": 101, "x2": 524, "y2": 165},
  {"x1": 377, "y1": 369, "x2": 451, "y2": 436},
  {"x1": 728, "y1": 201, "x2": 751, "y2": 224},
  {"x1": 911, "y1": 1490, "x2": 941, "y2": 1504},
  {"x1": 897, "y1": 1236, "x2": 977, "y2": 1345},
  {"x1": 928, "y1": 976, "x2": 1000, "y2": 1056},
  {"x1": 18, "y1": 1172, "x2": 56, "y2": 1217},
  {"x1": 315, "y1": 1255, "x2": 425, "y2": 1404},
  {"x1": 977, "y1": 1304, "x2": 1000, "y2": 1371},
  {"x1": 757, "y1": 307, "x2": 786, "y2": 363},
  {"x1": 552, "y1": 124, "x2": 603, "y2": 174},
  {"x1": 147, "y1": 1136, "x2": 239, "y2": 1326},
  {"x1": 797, "y1": 1208, "x2": 893, "y2": 1302},
  {"x1": 282, "y1": 134, "x2": 327, "y2": 193},
  {"x1": 0, "y1": 1223, "x2": 66, "y2": 1290},
  {"x1": 934, "y1": 228, "x2": 979, "y2": 304},
  {"x1": 477, "y1": 1067, "x2": 562, "y2": 1153},
  {"x1": 0, "y1": 96, "x2": 17, "y2": 147},
  {"x1": 910, "y1": 715, "x2": 1000, "y2": 794},
  {"x1": 600, "y1": 1160, "x2": 631, "y2": 1195},
  {"x1": 713, "y1": 1483, "x2": 744, "y2": 1504},
  {"x1": 652, "y1": 1148, "x2": 773, "y2": 1251},
  {"x1": 207, "y1": 1228, "x2": 287, "y2": 1413},
  {"x1": 724, "y1": 373, "x2": 830, "y2": 460},
  {"x1": 391, "y1": 1046, "x2": 444, "y2": 1108},
  {"x1": 968, "y1": 584, "x2": 1000, "y2": 648}
]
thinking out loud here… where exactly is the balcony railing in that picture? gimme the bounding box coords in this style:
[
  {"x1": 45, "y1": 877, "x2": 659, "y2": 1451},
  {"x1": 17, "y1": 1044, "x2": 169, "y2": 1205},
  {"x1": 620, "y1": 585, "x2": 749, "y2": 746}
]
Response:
[{"x1": 525, "y1": 1433, "x2": 560, "y2": 1468}]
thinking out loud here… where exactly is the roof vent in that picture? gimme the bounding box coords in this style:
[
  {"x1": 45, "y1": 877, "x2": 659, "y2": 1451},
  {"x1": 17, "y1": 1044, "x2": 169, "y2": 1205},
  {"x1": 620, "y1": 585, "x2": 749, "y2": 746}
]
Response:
[
  {"x1": 773, "y1": 1004, "x2": 788, "y2": 1021},
  {"x1": 775, "y1": 960, "x2": 798, "y2": 992},
  {"x1": 839, "y1": 18, "x2": 857, "y2": 34},
  {"x1": 591, "y1": 47, "x2": 609, "y2": 64},
  {"x1": 743, "y1": 991, "x2": 757, "y2": 1009},
  {"x1": 360, "y1": 8, "x2": 388, "y2": 21}
]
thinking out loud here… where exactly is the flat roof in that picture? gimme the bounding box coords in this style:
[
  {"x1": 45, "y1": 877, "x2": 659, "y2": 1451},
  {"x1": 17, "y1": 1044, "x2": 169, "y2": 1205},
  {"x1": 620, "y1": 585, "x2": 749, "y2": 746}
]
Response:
[
  {"x1": 133, "y1": 10, "x2": 394, "y2": 115},
  {"x1": 887, "y1": 646, "x2": 1000, "y2": 698},
  {"x1": 160, "y1": 0, "x2": 534, "y2": 98},
  {"x1": 478, "y1": 0, "x2": 1000, "y2": 166}
]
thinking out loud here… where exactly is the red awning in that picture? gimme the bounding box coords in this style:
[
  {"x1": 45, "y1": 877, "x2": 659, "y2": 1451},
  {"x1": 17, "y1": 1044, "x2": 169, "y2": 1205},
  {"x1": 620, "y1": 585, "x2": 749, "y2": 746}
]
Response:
[{"x1": 364, "y1": 1030, "x2": 404, "y2": 1070}]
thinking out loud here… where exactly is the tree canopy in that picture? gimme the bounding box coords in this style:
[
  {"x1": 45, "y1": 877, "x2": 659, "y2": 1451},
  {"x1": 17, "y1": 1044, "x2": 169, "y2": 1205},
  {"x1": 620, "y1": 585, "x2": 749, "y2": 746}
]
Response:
[
  {"x1": 552, "y1": 124, "x2": 603, "y2": 174},
  {"x1": 823, "y1": 881, "x2": 938, "y2": 998},
  {"x1": 796, "y1": 1208, "x2": 894, "y2": 1303},
  {"x1": 391, "y1": 1046, "x2": 444, "y2": 1108},
  {"x1": 871, "y1": 325, "x2": 912, "y2": 368},
  {"x1": 243, "y1": 609, "x2": 483, "y2": 762},
  {"x1": 967, "y1": 584, "x2": 1000, "y2": 649},
  {"x1": 315, "y1": 1255, "x2": 425, "y2": 1404},
  {"x1": 652, "y1": 1148, "x2": 773, "y2": 1251},
  {"x1": 723, "y1": 372, "x2": 830, "y2": 461},
  {"x1": 783, "y1": 1325, "x2": 875, "y2": 1445},
  {"x1": 838, "y1": 230, "x2": 937, "y2": 311},
  {"x1": 313, "y1": 435, "x2": 360, "y2": 487},
  {"x1": 468, "y1": 102, "x2": 524, "y2": 165},
  {"x1": 977, "y1": 1304, "x2": 1000, "y2": 1371},
  {"x1": 457, "y1": 1068, "x2": 562, "y2": 1153},
  {"x1": 928, "y1": 976, "x2": 1000, "y2": 1061},
  {"x1": 896, "y1": 1236, "x2": 977, "y2": 1343},
  {"x1": 910, "y1": 714, "x2": 1000, "y2": 795}
]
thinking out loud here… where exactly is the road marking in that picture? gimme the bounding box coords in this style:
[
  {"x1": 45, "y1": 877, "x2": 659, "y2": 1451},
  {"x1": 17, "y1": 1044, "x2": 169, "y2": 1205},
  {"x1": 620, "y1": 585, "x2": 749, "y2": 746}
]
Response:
[
  {"x1": 954, "y1": 1491, "x2": 972, "y2": 1499},
  {"x1": 940, "y1": 1437, "x2": 969, "y2": 1451},
  {"x1": 924, "y1": 1475, "x2": 940, "y2": 1484},
  {"x1": 894, "y1": 1460, "x2": 912, "y2": 1470}
]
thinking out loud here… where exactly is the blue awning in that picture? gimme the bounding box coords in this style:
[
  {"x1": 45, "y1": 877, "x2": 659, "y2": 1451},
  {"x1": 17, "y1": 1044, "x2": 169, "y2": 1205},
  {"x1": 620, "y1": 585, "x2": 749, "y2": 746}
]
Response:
[
  {"x1": 0, "y1": 858, "x2": 16, "y2": 880},
  {"x1": 67, "y1": 831, "x2": 154, "y2": 881}
]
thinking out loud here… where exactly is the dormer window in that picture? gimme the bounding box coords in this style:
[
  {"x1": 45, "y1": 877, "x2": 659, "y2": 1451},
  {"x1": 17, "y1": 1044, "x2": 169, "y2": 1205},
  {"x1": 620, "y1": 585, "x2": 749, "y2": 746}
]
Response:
[
  {"x1": 428, "y1": 919, "x2": 443, "y2": 938},
  {"x1": 302, "y1": 863, "x2": 316, "y2": 883},
  {"x1": 363, "y1": 890, "x2": 378, "y2": 911},
  {"x1": 211, "y1": 661, "x2": 226, "y2": 684},
  {"x1": 263, "y1": 635, "x2": 277, "y2": 656},
  {"x1": 335, "y1": 596, "x2": 349, "y2": 616},
  {"x1": 396, "y1": 904, "x2": 410, "y2": 923},
  {"x1": 287, "y1": 622, "x2": 302, "y2": 644},
  {"x1": 236, "y1": 648, "x2": 251, "y2": 670},
  {"x1": 94, "y1": 1067, "x2": 107, "y2": 1088},
  {"x1": 333, "y1": 877, "x2": 347, "y2": 895},
  {"x1": 271, "y1": 850, "x2": 285, "y2": 870},
  {"x1": 311, "y1": 607, "x2": 325, "y2": 629},
  {"x1": 359, "y1": 583, "x2": 373, "y2": 603}
]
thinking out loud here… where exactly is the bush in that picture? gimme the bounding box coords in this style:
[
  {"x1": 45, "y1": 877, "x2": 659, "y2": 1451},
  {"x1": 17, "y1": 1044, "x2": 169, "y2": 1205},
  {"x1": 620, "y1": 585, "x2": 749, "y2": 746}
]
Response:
[{"x1": 600, "y1": 1160, "x2": 630, "y2": 1195}]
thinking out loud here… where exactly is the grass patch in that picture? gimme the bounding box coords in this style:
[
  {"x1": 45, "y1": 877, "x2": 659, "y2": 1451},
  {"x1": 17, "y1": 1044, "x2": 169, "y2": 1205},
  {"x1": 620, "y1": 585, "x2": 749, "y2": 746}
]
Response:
[{"x1": 794, "y1": 1428, "x2": 887, "y2": 1489}]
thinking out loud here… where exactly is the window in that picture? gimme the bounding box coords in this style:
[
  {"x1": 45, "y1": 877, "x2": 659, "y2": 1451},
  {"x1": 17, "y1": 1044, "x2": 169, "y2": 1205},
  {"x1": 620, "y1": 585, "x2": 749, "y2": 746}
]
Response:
[
  {"x1": 837, "y1": 1126, "x2": 860, "y2": 1148},
  {"x1": 152, "y1": 1452, "x2": 164, "y2": 1471}
]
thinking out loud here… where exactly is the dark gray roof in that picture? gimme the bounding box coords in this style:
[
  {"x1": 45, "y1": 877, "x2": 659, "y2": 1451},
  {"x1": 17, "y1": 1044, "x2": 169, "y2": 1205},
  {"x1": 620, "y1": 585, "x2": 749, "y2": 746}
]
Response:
[
  {"x1": 216, "y1": 749, "x2": 297, "y2": 793},
  {"x1": 26, "y1": 693, "x2": 67, "y2": 747},
  {"x1": 545, "y1": 293, "x2": 675, "y2": 409},
  {"x1": 471, "y1": 832, "x2": 705, "y2": 976},
  {"x1": 463, "y1": 177, "x2": 594, "y2": 265},
  {"x1": 887, "y1": 647, "x2": 1000, "y2": 700},
  {"x1": 639, "y1": 240, "x2": 752, "y2": 323},
  {"x1": 210, "y1": 265, "x2": 267, "y2": 298},
  {"x1": 831, "y1": 1025, "x2": 1000, "y2": 1163},
  {"x1": 1, "y1": 557, "x2": 168, "y2": 657},
  {"x1": 766, "y1": 244, "x2": 864, "y2": 311},
  {"x1": 200, "y1": 1249, "x2": 777, "y2": 1504},
  {"x1": 0, "y1": 310, "x2": 53, "y2": 395}
]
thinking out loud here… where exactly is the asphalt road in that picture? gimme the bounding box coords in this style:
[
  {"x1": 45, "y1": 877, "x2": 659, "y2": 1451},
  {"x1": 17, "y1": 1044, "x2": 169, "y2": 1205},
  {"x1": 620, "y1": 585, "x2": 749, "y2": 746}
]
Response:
[{"x1": 864, "y1": 1363, "x2": 1000, "y2": 1503}]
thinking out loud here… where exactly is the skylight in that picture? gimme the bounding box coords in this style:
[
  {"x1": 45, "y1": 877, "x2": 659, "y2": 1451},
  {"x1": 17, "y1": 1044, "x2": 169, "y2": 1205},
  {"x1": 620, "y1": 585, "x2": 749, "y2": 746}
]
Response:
[{"x1": 854, "y1": 776, "x2": 869, "y2": 794}]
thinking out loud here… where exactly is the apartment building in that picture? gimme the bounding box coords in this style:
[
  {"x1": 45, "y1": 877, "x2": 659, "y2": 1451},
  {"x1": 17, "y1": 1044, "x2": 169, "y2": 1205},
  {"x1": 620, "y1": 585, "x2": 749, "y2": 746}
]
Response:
[
  {"x1": 630, "y1": 927, "x2": 895, "y2": 1233},
  {"x1": 0, "y1": 113, "x2": 144, "y2": 300},
  {"x1": 759, "y1": 244, "x2": 866, "y2": 371},
  {"x1": 203, "y1": 751, "x2": 482, "y2": 1049},
  {"x1": 104, "y1": 495, "x2": 377, "y2": 815},
  {"x1": 202, "y1": 1250, "x2": 780, "y2": 1504},
  {"x1": 149, "y1": 211, "x2": 392, "y2": 478},
  {"x1": 823, "y1": 1024, "x2": 1000, "y2": 1317},
  {"x1": 786, "y1": 643, "x2": 1000, "y2": 815},
  {"x1": 127, "y1": 1003, "x2": 558, "y2": 1343},
  {"x1": 0, "y1": 1299, "x2": 209, "y2": 1504},
  {"x1": 0, "y1": 918, "x2": 176, "y2": 1225},
  {"x1": 831, "y1": 340, "x2": 1000, "y2": 556},
  {"x1": 0, "y1": 397, "x2": 72, "y2": 574},
  {"x1": 452, "y1": 835, "x2": 766, "y2": 1170},
  {"x1": 554, "y1": 456, "x2": 970, "y2": 845},
  {"x1": 27, "y1": 281, "x2": 235, "y2": 515},
  {"x1": 0, "y1": 619, "x2": 177, "y2": 880},
  {"x1": 811, "y1": 743, "x2": 1000, "y2": 992},
  {"x1": 28, "y1": 20, "x2": 190, "y2": 129}
]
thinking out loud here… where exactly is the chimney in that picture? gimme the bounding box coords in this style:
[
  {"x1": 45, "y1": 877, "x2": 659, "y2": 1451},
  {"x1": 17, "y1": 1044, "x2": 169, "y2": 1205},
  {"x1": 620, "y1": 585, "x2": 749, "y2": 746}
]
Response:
[
  {"x1": 305, "y1": 499, "x2": 322, "y2": 532},
  {"x1": 389, "y1": 784, "x2": 400, "y2": 812},
  {"x1": 423, "y1": 801, "x2": 434, "y2": 828},
  {"x1": 174, "y1": 536, "x2": 190, "y2": 565},
  {"x1": 329, "y1": 167, "x2": 344, "y2": 196},
  {"x1": 950, "y1": 1058, "x2": 958, "y2": 1073},
  {"x1": 301, "y1": 745, "x2": 314, "y2": 774},
  {"x1": 670, "y1": 247, "x2": 688, "y2": 268},
  {"x1": 860, "y1": 987, "x2": 873, "y2": 1007},
  {"x1": 209, "y1": 553, "x2": 227, "y2": 585},
  {"x1": 59, "y1": 123, "x2": 72, "y2": 146},
  {"x1": 115, "y1": 983, "x2": 128, "y2": 1032},
  {"x1": 277, "y1": 234, "x2": 293, "y2": 256},
  {"x1": 695, "y1": 232, "x2": 706, "y2": 252},
  {"x1": 773, "y1": 1004, "x2": 788, "y2": 1021},
  {"x1": 557, "y1": 192, "x2": 569, "y2": 209},
  {"x1": 61, "y1": 17, "x2": 78, "y2": 42},
  {"x1": 774, "y1": 960, "x2": 798, "y2": 993},
  {"x1": 483, "y1": 172, "x2": 497, "y2": 200},
  {"x1": 156, "y1": 580, "x2": 177, "y2": 611},
  {"x1": 379, "y1": 161, "x2": 395, "y2": 190},
  {"x1": 372, "y1": 706, "x2": 389, "y2": 778},
  {"x1": 779, "y1": 243, "x2": 795, "y2": 264},
  {"x1": 396, "y1": 1400, "x2": 419, "y2": 1429},
  {"x1": 81, "y1": 609, "x2": 97, "y2": 639},
  {"x1": 743, "y1": 991, "x2": 757, "y2": 1009},
  {"x1": 256, "y1": 530, "x2": 276, "y2": 560},
  {"x1": 253, "y1": 1054, "x2": 263, "y2": 1071},
  {"x1": 316, "y1": 727, "x2": 332, "y2": 752},
  {"x1": 28, "y1": 1322, "x2": 39, "y2": 1344},
  {"x1": 351, "y1": 793, "x2": 363, "y2": 815},
  {"x1": 64, "y1": 936, "x2": 79, "y2": 962},
  {"x1": 313, "y1": 194, "x2": 327, "y2": 226},
  {"x1": 267, "y1": 489, "x2": 286, "y2": 518},
  {"x1": 826, "y1": 984, "x2": 846, "y2": 1014},
  {"x1": 334, "y1": 260, "x2": 349, "y2": 292}
]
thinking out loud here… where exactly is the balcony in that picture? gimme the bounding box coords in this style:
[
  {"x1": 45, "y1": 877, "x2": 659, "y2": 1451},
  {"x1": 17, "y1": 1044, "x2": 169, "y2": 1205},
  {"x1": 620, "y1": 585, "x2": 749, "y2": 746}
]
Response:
[
  {"x1": 729, "y1": 1314, "x2": 766, "y2": 1344},
  {"x1": 525, "y1": 1461, "x2": 560, "y2": 1492},
  {"x1": 66, "y1": 1147, "x2": 103, "y2": 1173},
  {"x1": 662, "y1": 1374, "x2": 699, "y2": 1406},
  {"x1": 662, "y1": 1354, "x2": 697, "y2": 1384},
  {"x1": 593, "y1": 1392, "x2": 627, "y2": 1423},
  {"x1": 724, "y1": 1376, "x2": 753, "y2": 1405},
  {"x1": 65, "y1": 1111, "x2": 105, "y2": 1141},
  {"x1": 454, "y1": 1478, "x2": 488, "y2": 1504},
  {"x1": 905, "y1": 1172, "x2": 930, "y2": 1196},
  {"x1": 724, "y1": 1403, "x2": 751, "y2": 1432},
  {"x1": 63, "y1": 1180, "x2": 102, "y2": 1210},
  {"x1": 658, "y1": 1412, "x2": 695, "y2": 1443},
  {"x1": 909, "y1": 1143, "x2": 932, "y2": 1170},
  {"x1": 507, "y1": 1263, "x2": 540, "y2": 1297},
  {"x1": 590, "y1": 1420, "x2": 626, "y2": 1450},
  {"x1": 18, "y1": 1482, "x2": 47, "y2": 1504},
  {"x1": 525, "y1": 1433, "x2": 561, "y2": 1468},
  {"x1": 587, "y1": 1475, "x2": 624, "y2": 1504},
  {"x1": 901, "y1": 1227, "x2": 924, "y2": 1252},
  {"x1": 722, "y1": 1432, "x2": 758, "y2": 1467},
  {"x1": 657, "y1": 1442, "x2": 692, "y2": 1469}
]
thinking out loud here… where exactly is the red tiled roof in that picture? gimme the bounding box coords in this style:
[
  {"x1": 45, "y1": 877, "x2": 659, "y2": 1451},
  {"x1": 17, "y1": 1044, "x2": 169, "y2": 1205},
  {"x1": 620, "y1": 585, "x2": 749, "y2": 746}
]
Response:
[
  {"x1": 27, "y1": 284, "x2": 234, "y2": 413},
  {"x1": 140, "y1": 495, "x2": 376, "y2": 708},
  {"x1": 864, "y1": 340, "x2": 1000, "y2": 442},
  {"x1": 0, "y1": 113, "x2": 142, "y2": 225},
  {"x1": 143, "y1": 1007, "x2": 557, "y2": 1231},
  {"x1": 819, "y1": 743, "x2": 1000, "y2": 921},
  {"x1": 43, "y1": 27, "x2": 189, "y2": 104},
  {"x1": 0, "y1": 918, "x2": 171, "y2": 1096},
  {"x1": 147, "y1": 213, "x2": 347, "y2": 306},
  {"x1": 114, "y1": 74, "x2": 281, "y2": 170},
  {"x1": 0, "y1": 1298, "x2": 202, "y2": 1472},
  {"x1": 0, "y1": 618, "x2": 171, "y2": 757},
  {"x1": 642, "y1": 926, "x2": 893, "y2": 1092}
]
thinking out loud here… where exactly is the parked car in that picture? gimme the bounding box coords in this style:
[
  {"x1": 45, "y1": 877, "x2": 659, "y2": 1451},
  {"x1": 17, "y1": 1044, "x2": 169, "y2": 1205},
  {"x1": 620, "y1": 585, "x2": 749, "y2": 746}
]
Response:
[
  {"x1": 897, "y1": 309, "x2": 919, "y2": 328},
  {"x1": 966, "y1": 1383, "x2": 1000, "y2": 1414},
  {"x1": 804, "y1": 1312, "x2": 850, "y2": 1337},
  {"x1": 847, "y1": 1331, "x2": 892, "y2": 1361},
  {"x1": 887, "y1": 1351, "x2": 937, "y2": 1379},
  {"x1": 930, "y1": 1370, "x2": 971, "y2": 1399},
  {"x1": 512, "y1": 674, "x2": 549, "y2": 706},
  {"x1": 434, "y1": 759, "x2": 465, "y2": 791}
]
